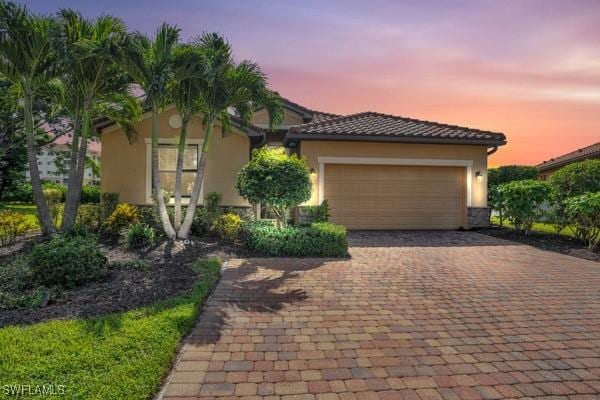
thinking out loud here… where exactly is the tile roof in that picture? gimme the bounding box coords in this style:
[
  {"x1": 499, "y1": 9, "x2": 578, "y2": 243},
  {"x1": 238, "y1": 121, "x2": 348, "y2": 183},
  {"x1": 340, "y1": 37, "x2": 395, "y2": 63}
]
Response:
[
  {"x1": 537, "y1": 141, "x2": 600, "y2": 172},
  {"x1": 286, "y1": 112, "x2": 506, "y2": 146}
]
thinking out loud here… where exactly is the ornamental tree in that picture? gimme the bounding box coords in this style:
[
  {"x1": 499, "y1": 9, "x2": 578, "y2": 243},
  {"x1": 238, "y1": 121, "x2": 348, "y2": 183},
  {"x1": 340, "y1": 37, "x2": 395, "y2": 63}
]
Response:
[{"x1": 237, "y1": 147, "x2": 311, "y2": 227}]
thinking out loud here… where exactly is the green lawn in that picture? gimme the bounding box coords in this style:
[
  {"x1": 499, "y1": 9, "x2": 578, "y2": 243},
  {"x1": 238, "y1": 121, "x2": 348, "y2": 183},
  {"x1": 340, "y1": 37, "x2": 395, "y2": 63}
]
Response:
[
  {"x1": 0, "y1": 202, "x2": 39, "y2": 228},
  {"x1": 490, "y1": 216, "x2": 576, "y2": 238},
  {"x1": 0, "y1": 259, "x2": 220, "y2": 400}
]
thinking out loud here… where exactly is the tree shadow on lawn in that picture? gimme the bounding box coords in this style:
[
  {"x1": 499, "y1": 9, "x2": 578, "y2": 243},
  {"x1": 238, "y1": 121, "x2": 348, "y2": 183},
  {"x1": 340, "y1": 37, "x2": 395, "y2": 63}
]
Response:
[{"x1": 186, "y1": 257, "x2": 328, "y2": 345}]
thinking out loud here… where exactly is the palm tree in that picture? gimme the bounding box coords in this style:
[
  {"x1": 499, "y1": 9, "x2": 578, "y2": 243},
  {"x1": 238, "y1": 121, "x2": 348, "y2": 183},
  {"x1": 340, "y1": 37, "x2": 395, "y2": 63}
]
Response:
[
  {"x1": 52, "y1": 9, "x2": 139, "y2": 232},
  {"x1": 117, "y1": 24, "x2": 180, "y2": 239},
  {"x1": 177, "y1": 33, "x2": 283, "y2": 239},
  {"x1": 171, "y1": 43, "x2": 204, "y2": 231},
  {"x1": 0, "y1": 1, "x2": 57, "y2": 235}
]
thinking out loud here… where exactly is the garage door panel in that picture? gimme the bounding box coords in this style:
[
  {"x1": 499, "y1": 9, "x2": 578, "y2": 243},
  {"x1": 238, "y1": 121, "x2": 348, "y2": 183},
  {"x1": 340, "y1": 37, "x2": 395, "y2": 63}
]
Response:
[{"x1": 324, "y1": 164, "x2": 465, "y2": 230}]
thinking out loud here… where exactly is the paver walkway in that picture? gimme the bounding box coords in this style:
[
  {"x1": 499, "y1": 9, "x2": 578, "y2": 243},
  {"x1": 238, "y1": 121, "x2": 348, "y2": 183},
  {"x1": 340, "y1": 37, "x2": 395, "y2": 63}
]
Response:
[{"x1": 160, "y1": 231, "x2": 600, "y2": 399}]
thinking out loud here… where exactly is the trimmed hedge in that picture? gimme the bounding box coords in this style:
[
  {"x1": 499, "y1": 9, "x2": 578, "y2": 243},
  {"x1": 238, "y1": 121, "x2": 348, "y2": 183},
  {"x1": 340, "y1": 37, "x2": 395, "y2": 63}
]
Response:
[{"x1": 244, "y1": 221, "x2": 348, "y2": 257}]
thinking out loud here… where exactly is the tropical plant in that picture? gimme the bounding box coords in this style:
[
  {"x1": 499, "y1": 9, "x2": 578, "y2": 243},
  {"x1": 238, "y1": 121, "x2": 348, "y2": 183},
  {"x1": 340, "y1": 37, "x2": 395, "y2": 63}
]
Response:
[
  {"x1": 51, "y1": 9, "x2": 140, "y2": 232},
  {"x1": 211, "y1": 212, "x2": 242, "y2": 242},
  {"x1": 0, "y1": 1, "x2": 58, "y2": 234},
  {"x1": 564, "y1": 192, "x2": 600, "y2": 250},
  {"x1": 176, "y1": 32, "x2": 283, "y2": 238},
  {"x1": 237, "y1": 147, "x2": 311, "y2": 227},
  {"x1": 105, "y1": 203, "x2": 139, "y2": 233},
  {"x1": 122, "y1": 222, "x2": 155, "y2": 249},
  {"x1": 117, "y1": 23, "x2": 180, "y2": 239},
  {"x1": 0, "y1": 210, "x2": 33, "y2": 246},
  {"x1": 497, "y1": 179, "x2": 551, "y2": 234}
]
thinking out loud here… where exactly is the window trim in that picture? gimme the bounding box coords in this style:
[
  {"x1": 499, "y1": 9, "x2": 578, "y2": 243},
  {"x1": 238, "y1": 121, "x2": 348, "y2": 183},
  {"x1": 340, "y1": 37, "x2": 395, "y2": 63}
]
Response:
[{"x1": 145, "y1": 138, "x2": 204, "y2": 205}]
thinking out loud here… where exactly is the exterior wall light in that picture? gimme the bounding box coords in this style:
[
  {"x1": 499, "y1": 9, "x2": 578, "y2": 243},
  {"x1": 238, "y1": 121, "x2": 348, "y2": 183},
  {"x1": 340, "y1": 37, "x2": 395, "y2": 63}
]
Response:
[
  {"x1": 475, "y1": 171, "x2": 483, "y2": 182},
  {"x1": 309, "y1": 168, "x2": 316, "y2": 176}
]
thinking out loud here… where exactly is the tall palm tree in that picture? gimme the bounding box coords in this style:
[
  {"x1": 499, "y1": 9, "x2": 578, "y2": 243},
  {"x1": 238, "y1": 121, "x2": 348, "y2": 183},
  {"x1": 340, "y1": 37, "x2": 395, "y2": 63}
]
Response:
[
  {"x1": 0, "y1": 1, "x2": 57, "y2": 235},
  {"x1": 171, "y1": 43, "x2": 204, "y2": 230},
  {"x1": 52, "y1": 9, "x2": 139, "y2": 232},
  {"x1": 177, "y1": 33, "x2": 283, "y2": 239},
  {"x1": 117, "y1": 24, "x2": 180, "y2": 239}
]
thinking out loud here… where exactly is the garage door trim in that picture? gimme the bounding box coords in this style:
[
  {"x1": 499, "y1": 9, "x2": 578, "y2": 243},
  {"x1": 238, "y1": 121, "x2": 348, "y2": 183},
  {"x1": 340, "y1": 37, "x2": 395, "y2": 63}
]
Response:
[{"x1": 317, "y1": 156, "x2": 474, "y2": 206}]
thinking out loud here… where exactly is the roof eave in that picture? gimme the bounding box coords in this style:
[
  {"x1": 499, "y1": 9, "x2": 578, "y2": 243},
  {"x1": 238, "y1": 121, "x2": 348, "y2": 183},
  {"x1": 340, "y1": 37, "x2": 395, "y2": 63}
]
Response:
[{"x1": 284, "y1": 133, "x2": 507, "y2": 147}]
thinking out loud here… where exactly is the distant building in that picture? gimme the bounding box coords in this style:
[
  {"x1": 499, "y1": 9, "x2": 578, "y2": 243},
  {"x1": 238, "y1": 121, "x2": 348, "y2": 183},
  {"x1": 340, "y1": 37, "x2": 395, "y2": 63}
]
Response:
[
  {"x1": 537, "y1": 141, "x2": 600, "y2": 180},
  {"x1": 26, "y1": 135, "x2": 101, "y2": 185}
]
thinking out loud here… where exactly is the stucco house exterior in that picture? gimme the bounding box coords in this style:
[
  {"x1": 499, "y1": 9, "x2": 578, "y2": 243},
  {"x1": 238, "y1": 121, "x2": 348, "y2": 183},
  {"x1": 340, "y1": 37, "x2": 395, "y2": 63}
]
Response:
[
  {"x1": 537, "y1": 141, "x2": 600, "y2": 180},
  {"x1": 99, "y1": 98, "x2": 506, "y2": 230}
]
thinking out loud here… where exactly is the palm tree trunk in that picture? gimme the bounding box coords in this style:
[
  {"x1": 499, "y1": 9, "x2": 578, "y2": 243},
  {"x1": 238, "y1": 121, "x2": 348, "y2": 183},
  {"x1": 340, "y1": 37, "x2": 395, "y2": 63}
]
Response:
[
  {"x1": 173, "y1": 118, "x2": 189, "y2": 231},
  {"x1": 61, "y1": 110, "x2": 82, "y2": 232},
  {"x1": 178, "y1": 121, "x2": 214, "y2": 239},
  {"x1": 151, "y1": 103, "x2": 176, "y2": 239},
  {"x1": 24, "y1": 92, "x2": 56, "y2": 235},
  {"x1": 62, "y1": 121, "x2": 89, "y2": 231}
]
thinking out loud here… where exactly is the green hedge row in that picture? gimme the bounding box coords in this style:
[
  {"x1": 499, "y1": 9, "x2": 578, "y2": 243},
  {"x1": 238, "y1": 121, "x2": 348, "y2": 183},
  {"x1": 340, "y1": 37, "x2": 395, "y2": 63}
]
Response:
[{"x1": 244, "y1": 221, "x2": 348, "y2": 257}]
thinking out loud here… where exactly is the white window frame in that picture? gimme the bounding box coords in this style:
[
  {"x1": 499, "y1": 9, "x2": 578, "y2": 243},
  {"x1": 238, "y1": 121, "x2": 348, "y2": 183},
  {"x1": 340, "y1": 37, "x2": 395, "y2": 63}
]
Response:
[
  {"x1": 145, "y1": 138, "x2": 204, "y2": 205},
  {"x1": 316, "y1": 156, "x2": 474, "y2": 206}
]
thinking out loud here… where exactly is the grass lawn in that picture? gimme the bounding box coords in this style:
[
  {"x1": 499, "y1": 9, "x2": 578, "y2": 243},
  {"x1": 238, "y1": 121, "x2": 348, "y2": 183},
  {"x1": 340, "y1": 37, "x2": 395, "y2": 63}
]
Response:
[
  {"x1": 490, "y1": 216, "x2": 577, "y2": 238},
  {"x1": 0, "y1": 203, "x2": 39, "y2": 229},
  {"x1": 0, "y1": 259, "x2": 221, "y2": 400}
]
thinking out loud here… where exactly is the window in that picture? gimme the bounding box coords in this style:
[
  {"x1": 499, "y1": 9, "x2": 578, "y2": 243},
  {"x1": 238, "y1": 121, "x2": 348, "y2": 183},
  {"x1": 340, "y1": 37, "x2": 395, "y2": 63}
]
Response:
[{"x1": 156, "y1": 144, "x2": 199, "y2": 198}]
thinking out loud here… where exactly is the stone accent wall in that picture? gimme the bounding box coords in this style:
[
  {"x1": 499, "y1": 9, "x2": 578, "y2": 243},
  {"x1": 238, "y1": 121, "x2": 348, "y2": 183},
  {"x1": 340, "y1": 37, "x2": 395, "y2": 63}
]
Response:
[{"x1": 467, "y1": 207, "x2": 491, "y2": 228}]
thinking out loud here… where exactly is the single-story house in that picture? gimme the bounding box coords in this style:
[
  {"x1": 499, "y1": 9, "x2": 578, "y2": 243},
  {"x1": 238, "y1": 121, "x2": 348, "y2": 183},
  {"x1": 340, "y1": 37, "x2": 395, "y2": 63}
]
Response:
[
  {"x1": 537, "y1": 141, "x2": 600, "y2": 180},
  {"x1": 99, "y1": 98, "x2": 506, "y2": 230}
]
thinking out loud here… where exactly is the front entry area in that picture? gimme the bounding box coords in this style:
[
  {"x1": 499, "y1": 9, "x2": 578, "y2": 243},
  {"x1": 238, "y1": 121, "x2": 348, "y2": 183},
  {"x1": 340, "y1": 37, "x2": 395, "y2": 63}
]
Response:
[{"x1": 323, "y1": 164, "x2": 466, "y2": 229}]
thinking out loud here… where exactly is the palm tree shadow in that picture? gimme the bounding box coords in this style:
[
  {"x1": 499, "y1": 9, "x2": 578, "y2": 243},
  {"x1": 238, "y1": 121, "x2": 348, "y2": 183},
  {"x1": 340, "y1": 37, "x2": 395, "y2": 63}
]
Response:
[{"x1": 188, "y1": 257, "x2": 328, "y2": 345}]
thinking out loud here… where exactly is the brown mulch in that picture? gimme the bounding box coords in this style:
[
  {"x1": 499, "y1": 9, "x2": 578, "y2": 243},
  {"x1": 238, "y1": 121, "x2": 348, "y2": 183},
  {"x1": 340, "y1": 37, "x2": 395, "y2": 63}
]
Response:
[
  {"x1": 0, "y1": 235, "x2": 242, "y2": 328},
  {"x1": 478, "y1": 225, "x2": 600, "y2": 263}
]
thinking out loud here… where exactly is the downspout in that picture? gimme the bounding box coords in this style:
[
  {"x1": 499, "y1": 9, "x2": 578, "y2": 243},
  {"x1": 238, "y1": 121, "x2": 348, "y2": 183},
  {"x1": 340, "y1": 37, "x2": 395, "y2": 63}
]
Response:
[{"x1": 487, "y1": 145, "x2": 498, "y2": 156}]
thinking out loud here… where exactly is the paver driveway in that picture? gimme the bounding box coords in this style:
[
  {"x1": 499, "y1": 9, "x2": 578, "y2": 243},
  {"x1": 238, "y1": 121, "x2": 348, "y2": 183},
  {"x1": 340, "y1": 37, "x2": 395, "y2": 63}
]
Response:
[{"x1": 161, "y1": 231, "x2": 600, "y2": 400}]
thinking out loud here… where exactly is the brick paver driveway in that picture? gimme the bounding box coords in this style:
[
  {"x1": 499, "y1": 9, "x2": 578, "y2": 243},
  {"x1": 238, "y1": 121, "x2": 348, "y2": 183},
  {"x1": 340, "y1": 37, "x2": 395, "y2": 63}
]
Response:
[{"x1": 161, "y1": 231, "x2": 600, "y2": 400}]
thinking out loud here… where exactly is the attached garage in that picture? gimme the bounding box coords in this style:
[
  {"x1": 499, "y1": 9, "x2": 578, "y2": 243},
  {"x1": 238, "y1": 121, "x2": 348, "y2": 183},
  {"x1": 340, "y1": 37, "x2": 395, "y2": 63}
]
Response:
[{"x1": 323, "y1": 164, "x2": 466, "y2": 229}]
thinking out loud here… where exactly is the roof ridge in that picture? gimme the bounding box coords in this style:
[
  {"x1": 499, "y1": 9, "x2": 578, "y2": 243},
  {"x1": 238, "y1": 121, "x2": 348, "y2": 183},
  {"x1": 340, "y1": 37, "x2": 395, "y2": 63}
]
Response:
[
  {"x1": 292, "y1": 110, "x2": 504, "y2": 138},
  {"x1": 536, "y1": 141, "x2": 600, "y2": 167}
]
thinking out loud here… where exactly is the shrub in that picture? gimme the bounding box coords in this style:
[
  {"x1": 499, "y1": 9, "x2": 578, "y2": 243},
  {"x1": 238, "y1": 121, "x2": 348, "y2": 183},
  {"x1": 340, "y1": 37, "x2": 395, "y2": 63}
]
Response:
[
  {"x1": 105, "y1": 203, "x2": 139, "y2": 234},
  {"x1": 81, "y1": 185, "x2": 101, "y2": 203},
  {"x1": 0, "y1": 258, "x2": 48, "y2": 310},
  {"x1": 137, "y1": 206, "x2": 161, "y2": 231},
  {"x1": 4, "y1": 182, "x2": 32, "y2": 202},
  {"x1": 100, "y1": 192, "x2": 119, "y2": 220},
  {"x1": 0, "y1": 211, "x2": 33, "y2": 246},
  {"x1": 303, "y1": 200, "x2": 330, "y2": 223},
  {"x1": 237, "y1": 147, "x2": 311, "y2": 227},
  {"x1": 212, "y1": 213, "x2": 242, "y2": 242},
  {"x1": 191, "y1": 257, "x2": 222, "y2": 275},
  {"x1": 488, "y1": 165, "x2": 539, "y2": 188},
  {"x1": 122, "y1": 223, "x2": 155, "y2": 249},
  {"x1": 549, "y1": 159, "x2": 600, "y2": 201},
  {"x1": 75, "y1": 204, "x2": 102, "y2": 233},
  {"x1": 43, "y1": 187, "x2": 63, "y2": 225},
  {"x1": 243, "y1": 221, "x2": 348, "y2": 257},
  {"x1": 28, "y1": 235, "x2": 107, "y2": 289},
  {"x1": 42, "y1": 181, "x2": 67, "y2": 201},
  {"x1": 192, "y1": 192, "x2": 223, "y2": 235},
  {"x1": 564, "y1": 192, "x2": 600, "y2": 250},
  {"x1": 498, "y1": 179, "x2": 551, "y2": 234}
]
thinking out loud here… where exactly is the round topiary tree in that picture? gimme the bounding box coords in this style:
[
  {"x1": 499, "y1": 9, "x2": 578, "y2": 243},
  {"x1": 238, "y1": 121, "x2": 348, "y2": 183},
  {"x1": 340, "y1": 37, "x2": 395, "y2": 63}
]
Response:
[
  {"x1": 237, "y1": 147, "x2": 311, "y2": 227},
  {"x1": 497, "y1": 179, "x2": 551, "y2": 235}
]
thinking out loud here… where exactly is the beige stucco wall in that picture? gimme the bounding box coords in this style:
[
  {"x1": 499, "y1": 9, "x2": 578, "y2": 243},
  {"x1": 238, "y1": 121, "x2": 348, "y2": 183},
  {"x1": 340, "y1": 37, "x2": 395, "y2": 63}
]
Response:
[
  {"x1": 101, "y1": 106, "x2": 251, "y2": 206},
  {"x1": 299, "y1": 141, "x2": 489, "y2": 207}
]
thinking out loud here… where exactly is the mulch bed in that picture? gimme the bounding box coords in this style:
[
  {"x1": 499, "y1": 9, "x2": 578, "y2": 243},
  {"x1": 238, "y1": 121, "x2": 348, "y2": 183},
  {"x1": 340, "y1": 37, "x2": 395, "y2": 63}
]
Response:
[
  {"x1": 478, "y1": 226, "x2": 600, "y2": 263},
  {"x1": 0, "y1": 235, "x2": 242, "y2": 328}
]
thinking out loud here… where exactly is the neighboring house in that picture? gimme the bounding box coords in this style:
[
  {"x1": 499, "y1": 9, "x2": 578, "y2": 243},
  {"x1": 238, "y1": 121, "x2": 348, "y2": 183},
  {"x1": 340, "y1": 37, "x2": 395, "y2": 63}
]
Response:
[
  {"x1": 536, "y1": 141, "x2": 600, "y2": 180},
  {"x1": 26, "y1": 135, "x2": 101, "y2": 185},
  {"x1": 99, "y1": 97, "x2": 506, "y2": 229}
]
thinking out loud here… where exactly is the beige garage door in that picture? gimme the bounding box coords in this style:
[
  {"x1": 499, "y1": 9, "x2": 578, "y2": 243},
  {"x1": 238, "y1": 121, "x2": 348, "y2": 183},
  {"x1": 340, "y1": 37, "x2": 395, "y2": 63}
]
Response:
[{"x1": 324, "y1": 164, "x2": 466, "y2": 230}]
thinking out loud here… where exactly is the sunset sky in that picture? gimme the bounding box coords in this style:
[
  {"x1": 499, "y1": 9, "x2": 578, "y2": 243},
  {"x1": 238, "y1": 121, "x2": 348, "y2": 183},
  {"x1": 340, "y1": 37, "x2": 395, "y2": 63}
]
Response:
[{"x1": 20, "y1": 0, "x2": 600, "y2": 166}]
